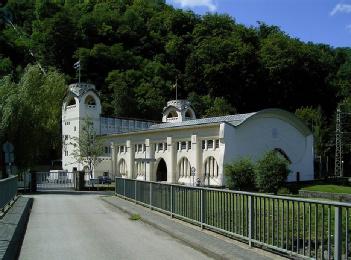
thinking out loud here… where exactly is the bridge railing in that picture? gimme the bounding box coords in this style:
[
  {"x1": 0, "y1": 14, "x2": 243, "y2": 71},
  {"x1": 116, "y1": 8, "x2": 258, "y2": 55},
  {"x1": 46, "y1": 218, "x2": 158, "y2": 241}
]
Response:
[
  {"x1": 0, "y1": 176, "x2": 17, "y2": 212},
  {"x1": 115, "y1": 177, "x2": 351, "y2": 260}
]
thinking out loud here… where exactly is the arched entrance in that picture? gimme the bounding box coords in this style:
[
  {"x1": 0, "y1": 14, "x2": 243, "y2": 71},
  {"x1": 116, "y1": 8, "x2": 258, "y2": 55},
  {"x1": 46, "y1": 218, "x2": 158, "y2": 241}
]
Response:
[{"x1": 156, "y1": 159, "x2": 167, "y2": 182}]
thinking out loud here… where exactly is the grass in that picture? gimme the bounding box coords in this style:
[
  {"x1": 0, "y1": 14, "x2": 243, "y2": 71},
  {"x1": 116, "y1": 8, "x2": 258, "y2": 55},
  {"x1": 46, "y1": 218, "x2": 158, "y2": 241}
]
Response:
[
  {"x1": 129, "y1": 213, "x2": 141, "y2": 221},
  {"x1": 301, "y1": 184, "x2": 351, "y2": 194}
]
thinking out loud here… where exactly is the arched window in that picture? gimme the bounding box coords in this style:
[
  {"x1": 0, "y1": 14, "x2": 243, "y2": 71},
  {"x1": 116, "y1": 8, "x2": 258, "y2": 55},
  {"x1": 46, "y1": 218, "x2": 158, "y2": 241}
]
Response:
[
  {"x1": 167, "y1": 110, "x2": 178, "y2": 118},
  {"x1": 274, "y1": 148, "x2": 292, "y2": 163},
  {"x1": 119, "y1": 159, "x2": 127, "y2": 176},
  {"x1": 178, "y1": 157, "x2": 191, "y2": 178},
  {"x1": 204, "y1": 157, "x2": 219, "y2": 178},
  {"x1": 67, "y1": 97, "x2": 76, "y2": 106},
  {"x1": 135, "y1": 161, "x2": 145, "y2": 176},
  {"x1": 85, "y1": 95, "x2": 96, "y2": 106}
]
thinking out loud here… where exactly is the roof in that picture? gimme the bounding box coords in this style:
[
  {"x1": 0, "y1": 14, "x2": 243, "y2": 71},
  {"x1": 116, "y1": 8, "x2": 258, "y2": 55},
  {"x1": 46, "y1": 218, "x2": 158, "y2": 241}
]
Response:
[{"x1": 149, "y1": 113, "x2": 257, "y2": 130}]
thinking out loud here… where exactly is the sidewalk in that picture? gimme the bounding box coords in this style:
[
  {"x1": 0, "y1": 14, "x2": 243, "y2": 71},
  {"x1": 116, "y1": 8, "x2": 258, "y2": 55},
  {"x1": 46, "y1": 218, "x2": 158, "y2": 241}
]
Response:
[{"x1": 101, "y1": 195, "x2": 287, "y2": 260}]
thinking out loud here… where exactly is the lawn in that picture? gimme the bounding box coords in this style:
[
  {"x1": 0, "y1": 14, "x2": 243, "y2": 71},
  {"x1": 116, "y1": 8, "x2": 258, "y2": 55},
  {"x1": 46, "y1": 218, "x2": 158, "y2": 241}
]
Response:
[{"x1": 301, "y1": 184, "x2": 351, "y2": 194}]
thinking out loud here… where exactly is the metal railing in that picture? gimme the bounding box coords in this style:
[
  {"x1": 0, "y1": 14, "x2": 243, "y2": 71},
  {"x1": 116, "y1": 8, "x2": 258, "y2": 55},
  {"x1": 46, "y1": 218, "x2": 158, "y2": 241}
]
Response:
[
  {"x1": 0, "y1": 176, "x2": 17, "y2": 211},
  {"x1": 115, "y1": 177, "x2": 351, "y2": 260}
]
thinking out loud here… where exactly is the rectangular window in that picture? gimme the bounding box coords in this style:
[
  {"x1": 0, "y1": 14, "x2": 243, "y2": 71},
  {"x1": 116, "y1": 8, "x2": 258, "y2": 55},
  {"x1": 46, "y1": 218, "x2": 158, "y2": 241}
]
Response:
[
  {"x1": 202, "y1": 140, "x2": 206, "y2": 149},
  {"x1": 65, "y1": 135, "x2": 69, "y2": 140},
  {"x1": 181, "y1": 141, "x2": 186, "y2": 150},
  {"x1": 188, "y1": 141, "x2": 191, "y2": 150},
  {"x1": 158, "y1": 143, "x2": 163, "y2": 151},
  {"x1": 215, "y1": 139, "x2": 219, "y2": 148},
  {"x1": 143, "y1": 144, "x2": 146, "y2": 152},
  {"x1": 207, "y1": 140, "x2": 213, "y2": 149},
  {"x1": 105, "y1": 147, "x2": 109, "y2": 154},
  {"x1": 138, "y1": 144, "x2": 143, "y2": 152},
  {"x1": 177, "y1": 142, "x2": 181, "y2": 151},
  {"x1": 164, "y1": 143, "x2": 167, "y2": 150},
  {"x1": 120, "y1": 146, "x2": 124, "y2": 153}
]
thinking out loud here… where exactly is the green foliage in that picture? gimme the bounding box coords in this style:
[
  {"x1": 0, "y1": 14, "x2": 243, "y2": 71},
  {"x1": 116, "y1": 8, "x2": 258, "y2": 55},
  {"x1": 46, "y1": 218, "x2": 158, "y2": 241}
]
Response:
[
  {"x1": 295, "y1": 106, "x2": 327, "y2": 156},
  {"x1": 129, "y1": 213, "x2": 141, "y2": 221},
  {"x1": 224, "y1": 158, "x2": 255, "y2": 191},
  {"x1": 255, "y1": 151, "x2": 290, "y2": 194},
  {"x1": 0, "y1": 65, "x2": 66, "y2": 167}
]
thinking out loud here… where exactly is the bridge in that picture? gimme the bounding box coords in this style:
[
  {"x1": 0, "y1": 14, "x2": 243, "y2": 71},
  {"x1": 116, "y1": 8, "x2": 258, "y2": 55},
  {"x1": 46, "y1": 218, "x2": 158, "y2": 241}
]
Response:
[{"x1": 1, "y1": 175, "x2": 351, "y2": 259}]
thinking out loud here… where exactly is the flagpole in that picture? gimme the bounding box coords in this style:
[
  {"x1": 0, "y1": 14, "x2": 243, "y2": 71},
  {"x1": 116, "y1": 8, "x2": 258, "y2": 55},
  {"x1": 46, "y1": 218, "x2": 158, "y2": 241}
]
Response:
[{"x1": 79, "y1": 63, "x2": 81, "y2": 84}]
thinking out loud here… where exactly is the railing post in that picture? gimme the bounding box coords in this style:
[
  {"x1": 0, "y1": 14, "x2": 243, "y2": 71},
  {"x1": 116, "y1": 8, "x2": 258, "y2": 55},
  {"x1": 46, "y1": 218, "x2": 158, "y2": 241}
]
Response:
[
  {"x1": 248, "y1": 195, "x2": 254, "y2": 247},
  {"x1": 201, "y1": 189, "x2": 204, "y2": 229},
  {"x1": 123, "y1": 178, "x2": 126, "y2": 197},
  {"x1": 135, "y1": 180, "x2": 137, "y2": 203},
  {"x1": 149, "y1": 182, "x2": 152, "y2": 210},
  {"x1": 170, "y1": 185, "x2": 173, "y2": 218},
  {"x1": 334, "y1": 206, "x2": 342, "y2": 260}
]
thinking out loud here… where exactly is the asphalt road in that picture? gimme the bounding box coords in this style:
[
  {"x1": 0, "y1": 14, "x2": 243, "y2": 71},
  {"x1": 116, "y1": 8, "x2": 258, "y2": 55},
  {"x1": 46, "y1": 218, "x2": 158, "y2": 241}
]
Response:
[{"x1": 19, "y1": 193, "x2": 212, "y2": 260}]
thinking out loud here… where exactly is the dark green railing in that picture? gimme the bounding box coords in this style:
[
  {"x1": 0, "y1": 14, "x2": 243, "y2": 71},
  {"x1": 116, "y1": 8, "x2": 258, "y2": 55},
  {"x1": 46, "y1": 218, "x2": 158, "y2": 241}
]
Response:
[
  {"x1": 116, "y1": 177, "x2": 351, "y2": 260},
  {"x1": 0, "y1": 176, "x2": 17, "y2": 212}
]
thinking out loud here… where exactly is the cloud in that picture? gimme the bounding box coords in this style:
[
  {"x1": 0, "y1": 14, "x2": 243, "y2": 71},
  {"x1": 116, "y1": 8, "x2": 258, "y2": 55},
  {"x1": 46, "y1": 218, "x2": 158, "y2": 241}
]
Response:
[
  {"x1": 330, "y1": 3, "x2": 351, "y2": 16},
  {"x1": 172, "y1": 0, "x2": 217, "y2": 12}
]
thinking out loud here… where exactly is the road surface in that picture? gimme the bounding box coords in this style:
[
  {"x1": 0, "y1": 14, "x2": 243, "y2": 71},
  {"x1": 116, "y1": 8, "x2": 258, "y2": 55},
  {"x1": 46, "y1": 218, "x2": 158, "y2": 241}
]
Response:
[{"x1": 19, "y1": 193, "x2": 212, "y2": 260}]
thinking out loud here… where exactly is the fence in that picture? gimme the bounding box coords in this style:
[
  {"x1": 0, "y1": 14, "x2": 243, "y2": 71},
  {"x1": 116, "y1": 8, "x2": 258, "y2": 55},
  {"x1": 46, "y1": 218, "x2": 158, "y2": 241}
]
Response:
[
  {"x1": 0, "y1": 176, "x2": 17, "y2": 211},
  {"x1": 115, "y1": 177, "x2": 351, "y2": 260}
]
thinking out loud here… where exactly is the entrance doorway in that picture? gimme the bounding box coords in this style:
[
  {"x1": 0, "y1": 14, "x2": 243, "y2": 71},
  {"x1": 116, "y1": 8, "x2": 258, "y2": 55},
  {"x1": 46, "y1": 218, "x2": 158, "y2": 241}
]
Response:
[{"x1": 156, "y1": 159, "x2": 167, "y2": 182}]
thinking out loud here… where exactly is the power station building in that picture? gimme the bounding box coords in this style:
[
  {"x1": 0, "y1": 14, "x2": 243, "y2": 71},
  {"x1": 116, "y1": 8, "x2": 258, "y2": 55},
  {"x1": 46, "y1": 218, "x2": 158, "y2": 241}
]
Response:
[{"x1": 62, "y1": 83, "x2": 314, "y2": 186}]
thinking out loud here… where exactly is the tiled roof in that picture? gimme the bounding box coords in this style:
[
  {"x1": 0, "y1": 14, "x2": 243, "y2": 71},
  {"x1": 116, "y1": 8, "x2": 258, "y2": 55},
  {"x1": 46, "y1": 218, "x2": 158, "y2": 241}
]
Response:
[{"x1": 148, "y1": 113, "x2": 257, "y2": 130}]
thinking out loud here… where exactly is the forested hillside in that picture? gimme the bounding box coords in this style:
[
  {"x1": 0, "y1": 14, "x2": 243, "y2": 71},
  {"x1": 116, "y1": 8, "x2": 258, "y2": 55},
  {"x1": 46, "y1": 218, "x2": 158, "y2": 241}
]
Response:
[{"x1": 0, "y1": 0, "x2": 350, "y2": 169}]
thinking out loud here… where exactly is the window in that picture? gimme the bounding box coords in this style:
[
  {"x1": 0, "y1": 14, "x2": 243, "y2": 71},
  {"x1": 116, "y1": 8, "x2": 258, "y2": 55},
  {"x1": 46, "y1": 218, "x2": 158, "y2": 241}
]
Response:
[
  {"x1": 105, "y1": 146, "x2": 111, "y2": 155},
  {"x1": 215, "y1": 139, "x2": 219, "y2": 148},
  {"x1": 181, "y1": 141, "x2": 186, "y2": 150},
  {"x1": 204, "y1": 157, "x2": 219, "y2": 178},
  {"x1": 64, "y1": 135, "x2": 69, "y2": 140},
  {"x1": 188, "y1": 141, "x2": 191, "y2": 150},
  {"x1": 202, "y1": 140, "x2": 206, "y2": 149},
  {"x1": 143, "y1": 144, "x2": 146, "y2": 152},
  {"x1": 64, "y1": 151, "x2": 68, "y2": 156},
  {"x1": 164, "y1": 143, "x2": 167, "y2": 150},
  {"x1": 85, "y1": 95, "x2": 96, "y2": 106},
  {"x1": 67, "y1": 97, "x2": 76, "y2": 106},
  {"x1": 119, "y1": 159, "x2": 127, "y2": 176},
  {"x1": 74, "y1": 126, "x2": 76, "y2": 131},
  {"x1": 158, "y1": 143, "x2": 163, "y2": 151},
  {"x1": 138, "y1": 144, "x2": 143, "y2": 152},
  {"x1": 120, "y1": 146, "x2": 125, "y2": 153},
  {"x1": 178, "y1": 158, "x2": 191, "y2": 178},
  {"x1": 207, "y1": 140, "x2": 213, "y2": 149}
]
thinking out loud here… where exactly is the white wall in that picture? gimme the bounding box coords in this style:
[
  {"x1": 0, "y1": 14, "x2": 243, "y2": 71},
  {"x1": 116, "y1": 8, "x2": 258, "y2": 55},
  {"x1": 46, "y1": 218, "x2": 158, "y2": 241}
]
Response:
[{"x1": 223, "y1": 116, "x2": 314, "y2": 181}]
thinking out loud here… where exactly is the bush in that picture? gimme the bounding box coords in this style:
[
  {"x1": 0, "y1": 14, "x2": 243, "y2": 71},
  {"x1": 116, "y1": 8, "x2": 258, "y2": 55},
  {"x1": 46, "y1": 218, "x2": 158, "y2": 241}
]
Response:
[
  {"x1": 224, "y1": 158, "x2": 256, "y2": 191},
  {"x1": 255, "y1": 151, "x2": 290, "y2": 193}
]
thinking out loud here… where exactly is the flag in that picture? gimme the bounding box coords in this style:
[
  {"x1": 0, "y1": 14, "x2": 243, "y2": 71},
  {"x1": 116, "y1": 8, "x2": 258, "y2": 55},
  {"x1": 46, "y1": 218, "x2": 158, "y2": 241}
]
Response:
[{"x1": 73, "y1": 60, "x2": 80, "y2": 69}]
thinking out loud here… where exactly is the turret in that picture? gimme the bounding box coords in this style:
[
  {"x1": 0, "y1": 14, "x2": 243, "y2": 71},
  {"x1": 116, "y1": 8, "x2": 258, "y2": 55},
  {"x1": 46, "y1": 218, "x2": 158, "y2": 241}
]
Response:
[{"x1": 162, "y1": 100, "x2": 196, "y2": 123}]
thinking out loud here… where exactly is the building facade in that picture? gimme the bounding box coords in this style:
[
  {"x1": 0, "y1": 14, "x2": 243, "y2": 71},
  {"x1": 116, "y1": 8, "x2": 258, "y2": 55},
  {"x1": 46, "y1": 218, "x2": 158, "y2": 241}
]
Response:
[{"x1": 62, "y1": 83, "x2": 314, "y2": 186}]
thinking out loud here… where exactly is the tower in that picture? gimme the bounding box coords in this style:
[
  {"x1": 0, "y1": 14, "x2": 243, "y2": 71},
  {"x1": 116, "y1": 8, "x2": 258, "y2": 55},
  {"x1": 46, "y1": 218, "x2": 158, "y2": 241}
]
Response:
[
  {"x1": 162, "y1": 100, "x2": 196, "y2": 123},
  {"x1": 62, "y1": 83, "x2": 102, "y2": 172}
]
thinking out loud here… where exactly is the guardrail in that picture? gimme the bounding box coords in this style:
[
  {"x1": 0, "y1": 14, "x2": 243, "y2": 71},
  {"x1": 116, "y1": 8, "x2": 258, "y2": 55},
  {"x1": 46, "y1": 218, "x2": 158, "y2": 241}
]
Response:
[
  {"x1": 115, "y1": 177, "x2": 351, "y2": 260},
  {"x1": 0, "y1": 176, "x2": 17, "y2": 212}
]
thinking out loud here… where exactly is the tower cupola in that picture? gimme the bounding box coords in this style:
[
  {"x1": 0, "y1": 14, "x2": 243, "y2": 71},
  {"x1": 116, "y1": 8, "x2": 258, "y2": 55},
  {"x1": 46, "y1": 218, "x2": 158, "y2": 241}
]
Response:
[{"x1": 162, "y1": 100, "x2": 196, "y2": 123}]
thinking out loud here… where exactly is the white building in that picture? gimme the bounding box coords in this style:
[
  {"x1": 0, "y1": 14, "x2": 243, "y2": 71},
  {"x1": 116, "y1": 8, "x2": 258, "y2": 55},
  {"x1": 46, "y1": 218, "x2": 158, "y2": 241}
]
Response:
[{"x1": 62, "y1": 83, "x2": 314, "y2": 186}]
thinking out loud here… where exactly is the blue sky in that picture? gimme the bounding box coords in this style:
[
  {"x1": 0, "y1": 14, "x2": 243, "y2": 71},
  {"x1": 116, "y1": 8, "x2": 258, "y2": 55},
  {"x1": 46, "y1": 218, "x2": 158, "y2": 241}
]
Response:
[{"x1": 166, "y1": 0, "x2": 351, "y2": 48}]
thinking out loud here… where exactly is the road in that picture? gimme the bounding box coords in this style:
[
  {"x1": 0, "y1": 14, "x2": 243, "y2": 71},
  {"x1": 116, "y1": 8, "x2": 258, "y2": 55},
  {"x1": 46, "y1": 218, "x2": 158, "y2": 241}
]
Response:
[{"x1": 19, "y1": 193, "x2": 212, "y2": 260}]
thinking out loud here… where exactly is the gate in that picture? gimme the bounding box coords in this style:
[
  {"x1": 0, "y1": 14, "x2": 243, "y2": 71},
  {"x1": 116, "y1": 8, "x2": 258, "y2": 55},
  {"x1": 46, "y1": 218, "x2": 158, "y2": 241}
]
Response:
[{"x1": 36, "y1": 171, "x2": 75, "y2": 191}]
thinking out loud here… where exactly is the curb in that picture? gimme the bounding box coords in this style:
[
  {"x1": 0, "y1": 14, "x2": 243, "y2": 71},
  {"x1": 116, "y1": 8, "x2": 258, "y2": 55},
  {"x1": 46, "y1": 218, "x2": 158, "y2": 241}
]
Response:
[{"x1": 0, "y1": 197, "x2": 33, "y2": 260}]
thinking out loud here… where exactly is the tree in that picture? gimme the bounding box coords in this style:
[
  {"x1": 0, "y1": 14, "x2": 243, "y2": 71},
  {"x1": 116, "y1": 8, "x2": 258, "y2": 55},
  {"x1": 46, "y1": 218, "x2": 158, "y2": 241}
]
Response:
[
  {"x1": 70, "y1": 118, "x2": 104, "y2": 182},
  {"x1": 255, "y1": 151, "x2": 290, "y2": 193},
  {"x1": 0, "y1": 64, "x2": 66, "y2": 168},
  {"x1": 224, "y1": 158, "x2": 255, "y2": 191}
]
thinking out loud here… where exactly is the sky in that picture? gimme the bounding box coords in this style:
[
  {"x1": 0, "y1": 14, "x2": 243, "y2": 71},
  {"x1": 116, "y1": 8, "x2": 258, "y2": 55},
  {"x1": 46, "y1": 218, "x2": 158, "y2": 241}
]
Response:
[{"x1": 166, "y1": 0, "x2": 351, "y2": 48}]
